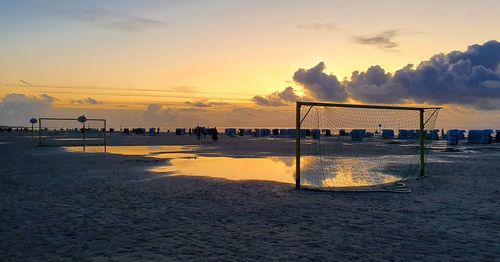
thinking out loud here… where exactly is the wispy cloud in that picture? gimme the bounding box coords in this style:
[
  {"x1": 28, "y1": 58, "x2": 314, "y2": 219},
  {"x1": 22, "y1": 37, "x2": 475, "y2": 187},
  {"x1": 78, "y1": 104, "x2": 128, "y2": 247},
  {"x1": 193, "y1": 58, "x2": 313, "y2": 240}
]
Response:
[
  {"x1": 185, "y1": 100, "x2": 230, "y2": 108},
  {"x1": 352, "y1": 30, "x2": 399, "y2": 51},
  {"x1": 297, "y1": 23, "x2": 340, "y2": 31},
  {"x1": 63, "y1": 7, "x2": 165, "y2": 32},
  {"x1": 72, "y1": 97, "x2": 99, "y2": 105},
  {"x1": 166, "y1": 86, "x2": 198, "y2": 93}
]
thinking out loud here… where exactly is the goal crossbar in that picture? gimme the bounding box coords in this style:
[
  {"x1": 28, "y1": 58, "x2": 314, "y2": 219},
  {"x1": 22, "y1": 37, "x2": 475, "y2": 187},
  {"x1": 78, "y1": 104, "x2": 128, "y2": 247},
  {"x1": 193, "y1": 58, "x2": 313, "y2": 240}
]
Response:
[
  {"x1": 38, "y1": 117, "x2": 107, "y2": 147},
  {"x1": 295, "y1": 101, "x2": 441, "y2": 190}
]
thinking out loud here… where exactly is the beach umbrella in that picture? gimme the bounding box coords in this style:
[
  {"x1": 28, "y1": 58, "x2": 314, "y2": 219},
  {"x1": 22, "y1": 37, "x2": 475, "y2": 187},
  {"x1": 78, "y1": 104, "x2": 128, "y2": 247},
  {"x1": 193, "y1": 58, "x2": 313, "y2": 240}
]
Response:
[{"x1": 29, "y1": 118, "x2": 37, "y2": 138}]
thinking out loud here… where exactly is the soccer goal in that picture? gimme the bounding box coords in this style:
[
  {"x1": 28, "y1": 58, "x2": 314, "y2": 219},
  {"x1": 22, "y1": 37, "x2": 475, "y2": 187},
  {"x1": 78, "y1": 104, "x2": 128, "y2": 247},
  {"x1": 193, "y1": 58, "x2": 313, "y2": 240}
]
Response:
[
  {"x1": 38, "y1": 116, "x2": 107, "y2": 147},
  {"x1": 295, "y1": 101, "x2": 441, "y2": 191}
]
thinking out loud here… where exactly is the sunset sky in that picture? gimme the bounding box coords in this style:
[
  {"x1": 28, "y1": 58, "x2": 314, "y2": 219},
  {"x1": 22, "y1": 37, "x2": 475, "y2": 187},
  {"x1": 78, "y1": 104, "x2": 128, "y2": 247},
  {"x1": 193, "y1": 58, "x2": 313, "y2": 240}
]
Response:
[{"x1": 1, "y1": 0, "x2": 499, "y2": 128}]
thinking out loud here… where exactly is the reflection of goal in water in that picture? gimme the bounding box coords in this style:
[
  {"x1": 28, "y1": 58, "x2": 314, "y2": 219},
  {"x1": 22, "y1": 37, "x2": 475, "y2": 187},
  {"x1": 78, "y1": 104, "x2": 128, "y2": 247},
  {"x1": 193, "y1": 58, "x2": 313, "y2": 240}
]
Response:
[
  {"x1": 38, "y1": 117, "x2": 107, "y2": 147},
  {"x1": 295, "y1": 102, "x2": 441, "y2": 191}
]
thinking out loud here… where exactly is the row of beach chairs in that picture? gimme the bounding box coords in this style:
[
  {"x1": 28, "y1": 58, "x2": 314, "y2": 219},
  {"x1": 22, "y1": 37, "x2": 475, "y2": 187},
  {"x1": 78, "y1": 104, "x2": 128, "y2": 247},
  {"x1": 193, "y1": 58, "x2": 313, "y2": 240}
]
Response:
[
  {"x1": 168, "y1": 127, "x2": 499, "y2": 145},
  {"x1": 230, "y1": 128, "x2": 499, "y2": 144}
]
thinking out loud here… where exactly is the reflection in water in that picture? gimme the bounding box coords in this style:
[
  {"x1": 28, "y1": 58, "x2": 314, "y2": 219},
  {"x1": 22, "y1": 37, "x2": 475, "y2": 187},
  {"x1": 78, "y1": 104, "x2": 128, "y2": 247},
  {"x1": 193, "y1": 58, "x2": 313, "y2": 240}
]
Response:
[
  {"x1": 151, "y1": 157, "x2": 296, "y2": 184},
  {"x1": 151, "y1": 156, "x2": 402, "y2": 188},
  {"x1": 64, "y1": 145, "x2": 404, "y2": 188},
  {"x1": 65, "y1": 145, "x2": 196, "y2": 157},
  {"x1": 300, "y1": 156, "x2": 400, "y2": 188}
]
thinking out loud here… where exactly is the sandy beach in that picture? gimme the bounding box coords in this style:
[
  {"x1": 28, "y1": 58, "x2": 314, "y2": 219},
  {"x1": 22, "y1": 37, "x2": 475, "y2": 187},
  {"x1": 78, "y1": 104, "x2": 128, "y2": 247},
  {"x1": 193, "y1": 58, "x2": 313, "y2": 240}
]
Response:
[{"x1": 1, "y1": 133, "x2": 499, "y2": 261}]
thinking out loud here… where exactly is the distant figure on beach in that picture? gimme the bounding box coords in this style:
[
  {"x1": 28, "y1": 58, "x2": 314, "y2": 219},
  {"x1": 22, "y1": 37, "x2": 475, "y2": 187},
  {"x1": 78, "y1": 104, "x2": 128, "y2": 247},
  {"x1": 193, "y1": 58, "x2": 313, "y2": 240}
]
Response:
[
  {"x1": 212, "y1": 127, "x2": 219, "y2": 142},
  {"x1": 157, "y1": 127, "x2": 160, "y2": 135},
  {"x1": 196, "y1": 126, "x2": 201, "y2": 140},
  {"x1": 189, "y1": 128, "x2": 192, "y2": 135}
]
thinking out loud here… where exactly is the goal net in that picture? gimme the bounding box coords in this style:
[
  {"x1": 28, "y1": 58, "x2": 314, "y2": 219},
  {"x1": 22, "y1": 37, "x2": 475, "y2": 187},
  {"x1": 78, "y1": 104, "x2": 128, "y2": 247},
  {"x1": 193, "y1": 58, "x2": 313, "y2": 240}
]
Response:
[
  {"x1": 296, "y1": 102, "x2": 440, "y2": 191},
  {"x1": 38, "y1": 117, "x2": 107, "y2": 147}
]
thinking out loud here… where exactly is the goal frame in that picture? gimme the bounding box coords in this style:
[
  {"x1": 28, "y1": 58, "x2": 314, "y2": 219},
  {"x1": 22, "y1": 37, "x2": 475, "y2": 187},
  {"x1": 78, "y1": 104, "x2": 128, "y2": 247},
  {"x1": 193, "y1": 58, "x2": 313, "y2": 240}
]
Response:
[
  {"x1": 295, "y1": 101, "x2": 441, "y2": 189},
  {"x1": 38, "y1": 117, "x2": 107, "y2": 147}
]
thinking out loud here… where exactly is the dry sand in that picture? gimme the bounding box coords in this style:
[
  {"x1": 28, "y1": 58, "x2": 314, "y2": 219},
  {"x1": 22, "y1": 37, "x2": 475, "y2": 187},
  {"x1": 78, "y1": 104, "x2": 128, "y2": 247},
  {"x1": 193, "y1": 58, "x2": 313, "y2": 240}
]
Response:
[{"x1": 1, "y1": 133, "x2": 499, "y2": 261}]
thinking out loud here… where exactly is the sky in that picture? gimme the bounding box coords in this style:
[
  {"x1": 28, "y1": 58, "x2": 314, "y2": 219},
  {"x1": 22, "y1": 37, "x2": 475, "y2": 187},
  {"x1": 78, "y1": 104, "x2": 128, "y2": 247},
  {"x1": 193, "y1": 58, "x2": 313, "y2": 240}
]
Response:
[{"x1": 1, "y1": 0, "x2": 499, "y2": 129}]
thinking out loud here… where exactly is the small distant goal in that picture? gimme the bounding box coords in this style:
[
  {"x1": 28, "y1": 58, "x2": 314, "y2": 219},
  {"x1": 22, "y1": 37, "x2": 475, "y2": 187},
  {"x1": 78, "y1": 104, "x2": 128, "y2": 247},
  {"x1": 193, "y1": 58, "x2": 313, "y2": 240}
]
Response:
[
  {"x1": 37, "y1": 116, "x2": 107, "y2": 147},
  {"x1": 295, "y1": 101, "x2": 441, "y2": 191}
]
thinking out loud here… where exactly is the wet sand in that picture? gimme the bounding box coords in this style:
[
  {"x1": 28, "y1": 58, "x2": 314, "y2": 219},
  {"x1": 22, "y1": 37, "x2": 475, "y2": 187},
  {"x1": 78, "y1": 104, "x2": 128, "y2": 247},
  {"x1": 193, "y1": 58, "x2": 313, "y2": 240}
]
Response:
[{"x1": 1, "y1": 133, "x2": 499, "y2": 260}]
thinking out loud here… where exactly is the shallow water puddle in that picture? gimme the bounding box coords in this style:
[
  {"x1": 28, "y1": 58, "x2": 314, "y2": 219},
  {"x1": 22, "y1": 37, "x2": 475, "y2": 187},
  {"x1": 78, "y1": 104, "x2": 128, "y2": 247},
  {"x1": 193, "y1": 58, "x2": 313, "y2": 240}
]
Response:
[
  {"x1": 63, "y1": 145, "x2": 406, "y2": 187},
  {"x1": 64, "y1": 145, "x2": 197, "y2": 158},
  {"x1": 151, "y1": 156, "x2": 296, "y2": 184},
  {"x1": 53, "y1": 138, "x2": 103, "y2": 141}
]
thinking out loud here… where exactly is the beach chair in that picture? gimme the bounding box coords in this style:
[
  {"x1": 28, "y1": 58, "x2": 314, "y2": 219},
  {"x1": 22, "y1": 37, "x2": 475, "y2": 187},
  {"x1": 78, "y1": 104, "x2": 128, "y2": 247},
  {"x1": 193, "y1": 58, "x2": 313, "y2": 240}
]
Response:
[
  {"x1": 351, "y1": 129, "x2": 366, "y2": 141},
  {"x1": 398, "y1": 129, "x2": 412, "y2": 139},
  {"x1": 382, "y1": 129, "x2": 395, "y2": 139},
  {"x1": 446, "y1": 129, "x2": 460, "y2": 145},
  {"x1": 468, "y1": 130, "x2": 493, "y2": 144},
  {"x1": 311, "y1": 129, "x2": 321, "y2": 139},
  {"x1": 175, "y1": 128, "x2": 186, "y2": 135}
]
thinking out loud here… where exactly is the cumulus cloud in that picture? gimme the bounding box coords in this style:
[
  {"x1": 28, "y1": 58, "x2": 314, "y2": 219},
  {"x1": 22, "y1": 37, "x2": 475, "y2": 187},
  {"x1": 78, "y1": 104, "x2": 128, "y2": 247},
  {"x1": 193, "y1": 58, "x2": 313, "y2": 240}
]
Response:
[
  {"x1": 40, "y1": 93, "x2": 56, "y2": 103},
  {"x1": 0, "y1": 94, "x2": 55, "y2": 125},
  {"x1": 142, "y1": 103, "x2": 163, "y2": 124},
  {"x1": 252, "y1": 87, "x2": 300, "y2": 106},
  {"x1": 293, "y1": 62, "x2": 348, "y2": 101},
  {"x1": 298, "y1": 40, "x2": 500, "y2": 110},
  {"x1": 345, "y1": 65, "x2": 406, "y2": 103},
  {"x1": 145, "y1": 103, "x2": 162, "y2": 113},
  {"x1": 73, "y1": 97, "x2": 99, "y2": 105},
  {"x1": 352, "y1": 30, "x2": 399, "y2": 51},
  {"x1": 185, "y1": 100, "x2": 230, "y2": 108}
]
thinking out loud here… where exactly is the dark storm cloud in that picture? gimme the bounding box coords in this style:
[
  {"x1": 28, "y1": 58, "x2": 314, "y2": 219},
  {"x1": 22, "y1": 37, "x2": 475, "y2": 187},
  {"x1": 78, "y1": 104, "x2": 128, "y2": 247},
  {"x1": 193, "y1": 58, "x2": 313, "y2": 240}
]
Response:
[
  {"x1": 293, "y1": 62, "x2": 348, "y2": 101},
  {"x1": 352, "y1": 30, "x2": 399, "y2": 51},
  {"x1": 252, "y1": 87, "x2": 300, "y2": 106},
  {"x1": 346, "y1": 40, "x2": 500, "y2": 109}
]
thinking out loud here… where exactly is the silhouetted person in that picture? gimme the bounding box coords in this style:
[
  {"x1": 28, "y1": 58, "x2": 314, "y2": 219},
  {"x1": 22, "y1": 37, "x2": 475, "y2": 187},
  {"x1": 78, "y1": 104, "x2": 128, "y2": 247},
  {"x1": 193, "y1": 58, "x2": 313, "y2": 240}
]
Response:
[
  {"x1": 212, "y1": 127, "x2": 219, "y2": 142},
  {"x1": 157, "y1": 127, "x2": 160, "y2": 135},
  {"x1": 196, "y1": 126, "x2": 201, "y2": 140}
]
